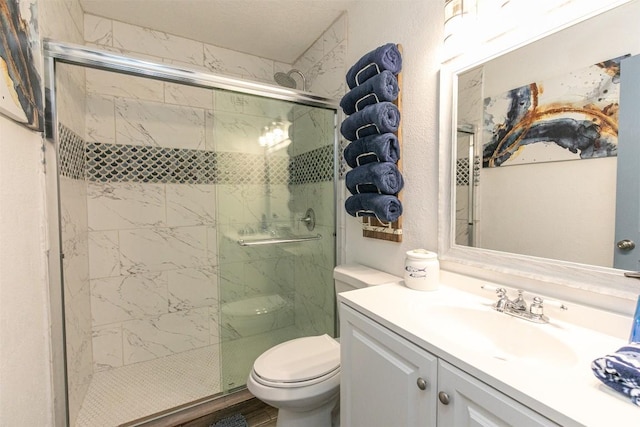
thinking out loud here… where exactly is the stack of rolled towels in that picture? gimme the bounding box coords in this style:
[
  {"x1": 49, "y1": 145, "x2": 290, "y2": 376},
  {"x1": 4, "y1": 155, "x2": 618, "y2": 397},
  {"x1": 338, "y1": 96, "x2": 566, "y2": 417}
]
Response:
[
  {"x1": 340, "y1": 43, "x2": 404, "y2": 223},
  {"x1": 592, "y1": 343, "x2": 640, "y2": 406}
]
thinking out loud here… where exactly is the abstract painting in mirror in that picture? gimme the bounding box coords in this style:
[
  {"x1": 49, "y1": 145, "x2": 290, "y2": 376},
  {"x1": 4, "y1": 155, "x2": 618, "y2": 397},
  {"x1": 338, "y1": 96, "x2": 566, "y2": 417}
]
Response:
[
  {"x1": 454, "y1": 1, "x2": 640, "y2": 270},
  {"x1": 482, "y1": 56, "x2": 623, "y2": 168}
]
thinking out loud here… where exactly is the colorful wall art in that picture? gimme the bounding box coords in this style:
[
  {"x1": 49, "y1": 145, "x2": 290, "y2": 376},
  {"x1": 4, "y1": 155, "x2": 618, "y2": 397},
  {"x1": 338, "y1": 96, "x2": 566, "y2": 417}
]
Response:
[
  {"x1": 0, "y1": 0, "x2": 43, "y2": 131},
  {"x1": 482, "y1": 55, "x2": 627, "y2": 167}
]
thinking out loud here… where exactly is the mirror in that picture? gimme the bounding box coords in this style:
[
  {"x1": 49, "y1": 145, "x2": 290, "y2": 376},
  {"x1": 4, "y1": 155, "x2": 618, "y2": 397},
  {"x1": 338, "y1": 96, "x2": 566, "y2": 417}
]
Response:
[
  {"x1": 439, "y1": 1, "x2": 640, "y2": 307},
  {"x1": 455, "y1": 1, "x2": 640, "y2": 269}
]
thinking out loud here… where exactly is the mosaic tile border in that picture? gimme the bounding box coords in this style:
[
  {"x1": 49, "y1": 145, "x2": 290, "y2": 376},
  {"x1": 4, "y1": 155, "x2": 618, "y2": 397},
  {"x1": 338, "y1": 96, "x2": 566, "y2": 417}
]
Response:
[
  {"x1": 86, "y1": 142, "x2": 221, "y2": 184},
  {"x1": 59, "y1": 123, "x2": 334, "y2": 185},
  {"x1": 456, "y1": 158, "x2": 470, "y2": 186},
  {"x1": 456, "y1": 156, "x2": 480, "y2": 186},
  {"x1": 59, "y1": 124, "x2": 86, "y2": 180},
  {"x1": 289, "y1": 145, "x2": 334, "y2": 185},
  {"x1": 338, "y1": 139, "x2": 349, "y2": 180}
]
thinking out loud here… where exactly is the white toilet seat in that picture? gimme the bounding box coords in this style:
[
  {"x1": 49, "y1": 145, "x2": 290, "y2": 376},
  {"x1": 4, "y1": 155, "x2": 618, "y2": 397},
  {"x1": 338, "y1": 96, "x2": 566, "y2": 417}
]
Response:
[
  {"x1": 252, "y1": 334, "x2": 340, "y2": 388},
  {"x1": 252, "y1": 366, "x2": 340, "y2": 388}
]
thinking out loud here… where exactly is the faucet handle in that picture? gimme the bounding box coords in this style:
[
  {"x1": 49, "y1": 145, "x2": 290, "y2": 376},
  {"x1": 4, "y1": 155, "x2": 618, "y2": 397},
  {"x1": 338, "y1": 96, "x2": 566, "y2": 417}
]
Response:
[
  {"x1": 511, "y1": 289, "x2": 527, "y2": 311},
  {"x1": 530, "y1": 296, "x2": 544, "y2": 316},
  {"x1": 530, "y1": 295, "x2": 568, "y2": 316},
  {"x1": 528, "y1": 296, "x2": 549, "y2": 323},
  {"x1": 494, "y1": 288, "x2": 509, "y2": 312},
  {"x1": 480, "y1": 285, "x2": 509, "y2": 311}
]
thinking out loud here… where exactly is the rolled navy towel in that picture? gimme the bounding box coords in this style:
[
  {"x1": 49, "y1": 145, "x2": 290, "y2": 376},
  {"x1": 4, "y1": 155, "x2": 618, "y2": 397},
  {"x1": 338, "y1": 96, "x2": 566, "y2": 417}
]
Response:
[
  {"x1": 345, "y1": 162, "x2": 404, "y2": 195},
  {"x1": 591, "y1": 343, "x2": 640, "y2": 406},
  {"x1": 340, "y1": 70, "x2": 399, "y2": 115},
  {"x1": 343, "y1": 133, "x2": 400, "y2": 168},
  {"x1": 340, "y1": 102, "x2": 400, "y2": 141},
  {"x1": 346, "y1": 43, "x2": 403, "y2": 89},
  {"x1": 345, "y1": 193, "x2": 403, "y2": 223}
]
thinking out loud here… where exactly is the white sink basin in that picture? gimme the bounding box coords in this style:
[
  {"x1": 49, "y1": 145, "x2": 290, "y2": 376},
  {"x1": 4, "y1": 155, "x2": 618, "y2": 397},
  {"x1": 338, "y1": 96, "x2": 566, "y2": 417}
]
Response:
[{"x1": 420, "y1": 304, "x2": 579, "y2": 367}]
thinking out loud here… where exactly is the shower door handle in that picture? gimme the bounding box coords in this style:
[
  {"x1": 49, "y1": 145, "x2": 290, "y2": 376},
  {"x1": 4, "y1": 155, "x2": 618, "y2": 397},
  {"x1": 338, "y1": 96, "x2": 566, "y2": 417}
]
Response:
[{"x1": 237, "y1": 234, "x2": 322, "y2": 246}]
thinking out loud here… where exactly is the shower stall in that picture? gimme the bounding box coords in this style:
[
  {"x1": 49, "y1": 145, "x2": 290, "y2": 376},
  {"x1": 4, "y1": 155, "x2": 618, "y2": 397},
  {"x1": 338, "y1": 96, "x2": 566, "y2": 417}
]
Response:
[
  {"x1": 45, "y1": 42, "x2": 338, "y2": 427},
  {"x1": 455, "y1": 128, "x2": 478, "y2": 247}
]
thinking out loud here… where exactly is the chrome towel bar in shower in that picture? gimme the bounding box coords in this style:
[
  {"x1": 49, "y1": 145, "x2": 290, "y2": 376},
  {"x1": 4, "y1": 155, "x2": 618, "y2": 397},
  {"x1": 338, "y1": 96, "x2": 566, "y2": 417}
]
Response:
[{"x1": 237, "y1": 234, "x2": 322, "y2": 247}]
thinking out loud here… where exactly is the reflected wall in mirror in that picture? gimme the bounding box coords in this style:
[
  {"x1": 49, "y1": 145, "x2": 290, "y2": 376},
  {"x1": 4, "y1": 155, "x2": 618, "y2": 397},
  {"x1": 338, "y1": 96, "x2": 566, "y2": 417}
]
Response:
[{"x1": 454, "y1": 0, "x2": 640, "y2": 270}]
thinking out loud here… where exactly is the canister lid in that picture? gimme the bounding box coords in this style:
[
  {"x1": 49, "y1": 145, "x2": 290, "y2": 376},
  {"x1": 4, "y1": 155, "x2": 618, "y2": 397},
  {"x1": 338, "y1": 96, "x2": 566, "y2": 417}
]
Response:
[{"x1": 406, "y1": 249, "x2": 438, "y2": 259}]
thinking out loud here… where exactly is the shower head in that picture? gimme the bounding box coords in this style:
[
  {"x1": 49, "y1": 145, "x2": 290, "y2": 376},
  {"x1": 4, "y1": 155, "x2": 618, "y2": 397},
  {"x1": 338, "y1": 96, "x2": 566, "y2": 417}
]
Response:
[{"x1": 274, "y1": 69, "x2": 307, "y2": 91}]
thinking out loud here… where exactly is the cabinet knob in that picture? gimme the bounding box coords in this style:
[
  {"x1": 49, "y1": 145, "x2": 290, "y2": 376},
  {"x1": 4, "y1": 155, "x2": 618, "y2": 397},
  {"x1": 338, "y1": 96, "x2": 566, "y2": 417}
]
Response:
[
  {"x1": 438, "y1": 391, "x2": 450, "y2": 405},
  {"x1": 416, "y1": 377, "x2": 427, "y2": 390},
  {"x1": 617, "y1": 239, "x2": 636, "y2": 251}
]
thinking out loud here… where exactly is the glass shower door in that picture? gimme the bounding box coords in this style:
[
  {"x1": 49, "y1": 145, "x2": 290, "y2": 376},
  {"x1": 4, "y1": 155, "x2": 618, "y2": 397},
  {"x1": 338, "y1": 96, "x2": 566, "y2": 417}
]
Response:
[
  {"x1": 455, "y1": 129, "x2": 478, "y2": 247},
  {"x1": 58, "y1": 62, "x2": 223, "y2": 426},
  {"x1": 215, "y1": 92, "x2": 337, "y2": 391},
  {"x1": 52, "y1": 48, "x2": 337, "y2": 426}
]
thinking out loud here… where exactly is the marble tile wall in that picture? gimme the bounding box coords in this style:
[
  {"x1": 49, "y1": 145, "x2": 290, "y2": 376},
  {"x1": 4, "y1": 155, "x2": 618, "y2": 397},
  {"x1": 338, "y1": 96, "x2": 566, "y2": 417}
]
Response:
[
  {"x1": 292, "y1": 14, "x2": 345, "y2": 287},
  {"x1": 39, "y1": 1, "x2": 89, "y2": 424},
  {"x1": 86, "y1": 179, "x2": 219, "y2": 369},
  {"x1": 289, "y1": 179, "x2": 336, "y2": 337},
  {"x1": 286, "y1": 106, "x2": 336, "y2": 338},
  {"x1": 81, "y1": 47, "x2": 220, "y2": 370},
  {"x1": 85, "y1": 13, "x2": 287, "y2": 85},
  {"x1": 82, "y1": 15, "x2": 338, "y2": 373},
  {"x1": 85, "y1": 10, "x2": 347, "y2": 96},
  {"x1": 59, "y1": 175, "x2": 92, "y2": 411},
  {"x1": 293, "y1": 13, "x2": 348, "y2": 99},
  {"x1": 216, "y1": 106, "x2": 335, "y2": 341}
]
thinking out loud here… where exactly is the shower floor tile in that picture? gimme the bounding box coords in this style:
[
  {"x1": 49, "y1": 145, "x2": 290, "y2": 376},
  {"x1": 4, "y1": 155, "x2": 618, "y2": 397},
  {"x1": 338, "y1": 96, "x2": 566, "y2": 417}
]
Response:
[{"x1": 75, "y1": 345, "x2": 221, "y2": 427}]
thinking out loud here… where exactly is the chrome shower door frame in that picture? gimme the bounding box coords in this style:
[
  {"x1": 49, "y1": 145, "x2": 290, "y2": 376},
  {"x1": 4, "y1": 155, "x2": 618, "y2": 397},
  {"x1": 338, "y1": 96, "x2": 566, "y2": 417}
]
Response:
[{"x1": 43, "y1": 40, "x2": 339, "y2": 427}]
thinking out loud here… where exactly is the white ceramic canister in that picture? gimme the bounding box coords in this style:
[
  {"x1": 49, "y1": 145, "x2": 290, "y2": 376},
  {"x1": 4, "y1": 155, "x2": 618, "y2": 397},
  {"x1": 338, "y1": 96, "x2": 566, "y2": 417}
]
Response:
[{"x1": 404, "y1": 249, "x2": 440, "y2": 291}]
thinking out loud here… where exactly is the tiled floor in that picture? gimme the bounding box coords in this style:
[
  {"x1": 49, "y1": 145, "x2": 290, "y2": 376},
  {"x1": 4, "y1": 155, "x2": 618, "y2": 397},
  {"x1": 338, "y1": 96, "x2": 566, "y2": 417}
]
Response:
[
  {"x1": 73, "y1": 328, "x2": 300, "y2": 426},
  {"x1": 75, "y1": 346, "x2": 221, "y2": 427}
]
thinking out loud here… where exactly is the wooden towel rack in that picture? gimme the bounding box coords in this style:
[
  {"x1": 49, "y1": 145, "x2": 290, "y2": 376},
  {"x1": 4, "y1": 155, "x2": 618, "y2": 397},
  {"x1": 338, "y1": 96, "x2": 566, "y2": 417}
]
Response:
[{"x1": 361, "y1": 44, "x2": 403, "y2": 242}]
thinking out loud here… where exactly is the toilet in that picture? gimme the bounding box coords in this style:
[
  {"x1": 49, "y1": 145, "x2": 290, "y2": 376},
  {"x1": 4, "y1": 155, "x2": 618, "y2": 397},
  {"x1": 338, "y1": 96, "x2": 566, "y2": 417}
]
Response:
[{"x1": 247, "y1": 264, "x2": 402, "y2": 426}]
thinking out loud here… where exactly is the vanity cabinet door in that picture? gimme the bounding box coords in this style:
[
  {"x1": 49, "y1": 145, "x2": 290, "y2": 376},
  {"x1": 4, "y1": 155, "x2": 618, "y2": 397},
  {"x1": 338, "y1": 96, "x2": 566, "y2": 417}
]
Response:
[
  {"x1": 437, "y1": 361, "x2": 560, "y2": 427},
  {"x1": 340, "y1": 304, "x2": 438, "y2": 427}
]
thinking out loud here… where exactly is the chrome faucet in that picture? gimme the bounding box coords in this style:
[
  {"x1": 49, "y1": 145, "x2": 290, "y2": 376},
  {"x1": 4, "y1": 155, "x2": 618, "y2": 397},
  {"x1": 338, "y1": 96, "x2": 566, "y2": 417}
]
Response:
[
  {"x1": 494, "y1": 288, "x2": 510, "y2": 312},
  {"x1": 511, "y1": 289, "x2": 528, "y2": 312},
  {"x1": 482, "y1": 286, "x2": 568, "y2": 324}
]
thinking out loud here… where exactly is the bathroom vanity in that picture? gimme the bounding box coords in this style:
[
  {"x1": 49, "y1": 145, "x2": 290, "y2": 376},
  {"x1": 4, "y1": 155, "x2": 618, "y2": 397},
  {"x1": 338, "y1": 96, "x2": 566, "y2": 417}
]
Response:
[{"x1": 338, "y1": 272, "x2": 637, "y2": 426}]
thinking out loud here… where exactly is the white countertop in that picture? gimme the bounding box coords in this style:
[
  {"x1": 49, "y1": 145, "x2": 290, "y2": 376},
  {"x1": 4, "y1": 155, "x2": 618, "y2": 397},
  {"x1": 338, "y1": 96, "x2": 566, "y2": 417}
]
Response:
[{"x1": 338, "y1": 275, "x2": 639, "y2": 426}]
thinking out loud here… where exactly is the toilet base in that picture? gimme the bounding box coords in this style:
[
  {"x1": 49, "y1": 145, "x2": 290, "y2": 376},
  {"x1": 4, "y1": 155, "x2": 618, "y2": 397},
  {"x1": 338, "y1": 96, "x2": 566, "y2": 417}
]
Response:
[{"x1": 275, "y1": 395, "x2": 339, "y2": 427}]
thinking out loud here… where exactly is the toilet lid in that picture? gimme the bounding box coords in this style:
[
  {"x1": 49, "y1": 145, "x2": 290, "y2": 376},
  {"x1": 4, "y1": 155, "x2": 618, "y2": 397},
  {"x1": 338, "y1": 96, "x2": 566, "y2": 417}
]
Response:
[{"x1": 253, "y1": 334, "x2": 340, "y2": 383}]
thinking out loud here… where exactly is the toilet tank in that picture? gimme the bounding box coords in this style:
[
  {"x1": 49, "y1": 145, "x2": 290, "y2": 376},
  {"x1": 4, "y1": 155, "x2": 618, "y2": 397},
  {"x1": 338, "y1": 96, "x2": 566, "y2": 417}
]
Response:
[{"x1": 333, "y1": 264, "x2": 402, "y2": 294}]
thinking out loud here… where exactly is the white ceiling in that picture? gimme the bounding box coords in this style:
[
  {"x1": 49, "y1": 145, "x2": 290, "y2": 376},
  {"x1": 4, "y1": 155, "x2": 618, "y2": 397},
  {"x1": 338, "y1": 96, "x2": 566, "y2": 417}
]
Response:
[{"x1": 79, "y1": 0, "x2": 347, "y2": 64}]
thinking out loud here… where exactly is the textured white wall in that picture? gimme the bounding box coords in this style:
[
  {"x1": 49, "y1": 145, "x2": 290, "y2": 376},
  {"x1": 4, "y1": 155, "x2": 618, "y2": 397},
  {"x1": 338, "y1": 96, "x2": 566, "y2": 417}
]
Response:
[
  {"x1": 341, "y1": 1, "x2": 443, "y2": 277},
  {"x1": 0, "y1": 0, "x2": 86, "y2": 425},
  {"x1": 0, "y1": 115, "x2": 52, "y2": 425},
  {"x1": 3, "y1": 1, "x2": 629, "y2": 425}
]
